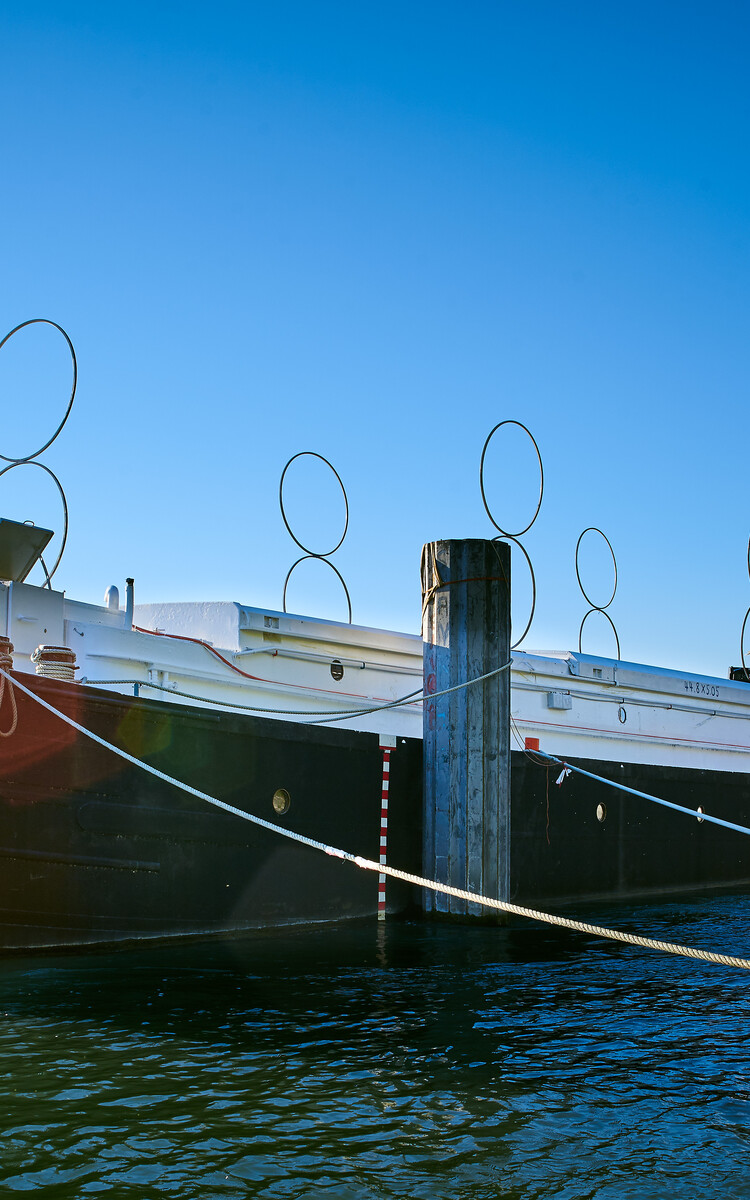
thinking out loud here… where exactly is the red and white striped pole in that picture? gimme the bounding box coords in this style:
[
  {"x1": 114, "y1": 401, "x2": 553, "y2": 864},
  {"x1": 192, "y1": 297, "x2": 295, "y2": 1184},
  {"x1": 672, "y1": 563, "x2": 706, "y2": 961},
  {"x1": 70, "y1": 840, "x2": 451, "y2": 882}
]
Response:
[{"x1": 377, "y1": 736, "x2": 396, "y2": 920}]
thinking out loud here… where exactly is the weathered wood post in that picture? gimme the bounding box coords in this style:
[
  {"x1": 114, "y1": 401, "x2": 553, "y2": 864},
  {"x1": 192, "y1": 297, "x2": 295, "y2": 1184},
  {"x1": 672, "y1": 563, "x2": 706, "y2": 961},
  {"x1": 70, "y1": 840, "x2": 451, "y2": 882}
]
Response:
[{"x1": 422, "y1": 539, "x2": 511, "y2": 916}]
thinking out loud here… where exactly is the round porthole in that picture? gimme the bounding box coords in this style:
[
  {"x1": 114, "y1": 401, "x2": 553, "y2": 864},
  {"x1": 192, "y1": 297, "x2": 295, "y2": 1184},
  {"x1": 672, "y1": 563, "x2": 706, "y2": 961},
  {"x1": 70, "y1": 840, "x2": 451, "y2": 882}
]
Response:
[
  {"x1": 596, "y1": 803, "x2": 607, "y2": 823},
  {"x1": 272, "y1": 788, "x2": 291, "y2": 815},
  {"x1": 330, "y1": 659, "x2": 344, "y2": 681},
  {"x1": 696, "y1": 806, "x2": 705, "y2": 824}
]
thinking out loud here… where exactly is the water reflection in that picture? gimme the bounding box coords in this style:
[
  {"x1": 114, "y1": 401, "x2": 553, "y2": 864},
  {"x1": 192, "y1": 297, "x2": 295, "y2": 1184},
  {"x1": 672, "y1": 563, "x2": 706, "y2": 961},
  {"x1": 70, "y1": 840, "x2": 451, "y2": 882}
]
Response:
[{"x1": 1, "y1": 899, "x2": 750, "y2": 1197}]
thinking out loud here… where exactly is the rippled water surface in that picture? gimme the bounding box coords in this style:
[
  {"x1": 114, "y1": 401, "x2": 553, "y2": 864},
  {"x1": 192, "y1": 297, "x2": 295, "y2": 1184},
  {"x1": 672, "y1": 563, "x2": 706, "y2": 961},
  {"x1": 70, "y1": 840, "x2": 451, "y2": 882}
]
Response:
[{"x1": 3, "y1": 897, "x2": 750, "y2": 1198}]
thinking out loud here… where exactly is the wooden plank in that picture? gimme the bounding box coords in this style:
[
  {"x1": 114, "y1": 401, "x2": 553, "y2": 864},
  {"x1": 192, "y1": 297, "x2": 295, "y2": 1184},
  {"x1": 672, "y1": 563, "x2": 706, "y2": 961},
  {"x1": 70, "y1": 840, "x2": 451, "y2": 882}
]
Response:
[{"x1": 422, "y1": 539, "x2": 511, "y2": 918}]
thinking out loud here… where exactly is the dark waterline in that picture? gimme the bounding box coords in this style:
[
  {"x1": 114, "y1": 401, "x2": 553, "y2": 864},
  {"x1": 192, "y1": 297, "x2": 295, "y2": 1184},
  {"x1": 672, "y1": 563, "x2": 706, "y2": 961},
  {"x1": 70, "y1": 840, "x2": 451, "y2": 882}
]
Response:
[{"x1": 2, "y1": 897, "x2": 750, "y2": 1198}]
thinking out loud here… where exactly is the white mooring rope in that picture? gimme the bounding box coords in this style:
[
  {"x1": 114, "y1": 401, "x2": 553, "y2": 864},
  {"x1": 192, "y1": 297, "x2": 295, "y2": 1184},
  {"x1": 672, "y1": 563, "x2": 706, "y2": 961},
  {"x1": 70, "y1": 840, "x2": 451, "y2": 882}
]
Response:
[
  {"x1": 531, "y1": 749, "x2": 750, "y2": 839},
  {"x1": 78, "y1": 677, "x2": 750, "y2": 835},
  {"x1": 2, "y1": 667, "x2": 750, "y2": 972}
]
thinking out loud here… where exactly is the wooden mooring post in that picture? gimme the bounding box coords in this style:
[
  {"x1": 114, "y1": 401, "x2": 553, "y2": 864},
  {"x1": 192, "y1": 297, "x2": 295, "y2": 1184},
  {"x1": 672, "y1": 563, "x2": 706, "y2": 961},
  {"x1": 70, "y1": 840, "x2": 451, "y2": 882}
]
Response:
[{"x1": 422, "y1": 539, "x2": 511, "y2": 917}]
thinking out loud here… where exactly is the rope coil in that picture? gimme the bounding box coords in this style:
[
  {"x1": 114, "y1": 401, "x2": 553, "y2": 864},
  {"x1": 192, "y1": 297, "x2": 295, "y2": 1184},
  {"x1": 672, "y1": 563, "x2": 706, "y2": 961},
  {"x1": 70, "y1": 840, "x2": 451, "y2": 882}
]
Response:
[
  {"x1": 0, "y1": 636, "x2": 13, "y2": 673},
  {"x1": 0, "y1": 641, "x2": 17, "y2": 737},
  {"x1": 31, "y1": 645, "x2": 77, "y2": 681}
]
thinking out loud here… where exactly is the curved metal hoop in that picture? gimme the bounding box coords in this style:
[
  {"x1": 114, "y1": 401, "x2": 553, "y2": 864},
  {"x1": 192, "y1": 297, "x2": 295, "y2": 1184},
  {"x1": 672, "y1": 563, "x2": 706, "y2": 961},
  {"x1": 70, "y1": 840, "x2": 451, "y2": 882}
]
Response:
[
  {"x1": 279, "y1": 452, "x2": 349, "y2": 557},
  {"x1": 575, "y1": 526, "x2": 618, "y2": 611},
  {"x1": 0, "y1": 460, "x2": 69, "y2": 584},
  {"x1": 0, "y1": 319, "x2": 78, "y2": 463},
  {"x1": 493, "y1": 535, "x2": 536, "y2": 650},
  {"x1": 282, "y1": 555, "x2": 353, "y2": 624},
  {"x1": 479, "y1": 420, "x2": 544, "y2": 538},
  {"x1": 579, "y1": 608, "x2": 621, "y2": 662},
  {"x1": 737, "y1": 537, "x2": 750, "y2": 681}
]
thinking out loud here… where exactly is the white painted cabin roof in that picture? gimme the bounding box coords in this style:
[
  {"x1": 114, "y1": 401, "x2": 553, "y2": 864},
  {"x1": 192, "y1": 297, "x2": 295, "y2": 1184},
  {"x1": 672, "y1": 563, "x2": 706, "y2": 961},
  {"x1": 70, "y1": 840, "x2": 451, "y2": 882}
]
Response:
[{"x1": 2, "y1": 579, "x2": 749, "y2": 763}]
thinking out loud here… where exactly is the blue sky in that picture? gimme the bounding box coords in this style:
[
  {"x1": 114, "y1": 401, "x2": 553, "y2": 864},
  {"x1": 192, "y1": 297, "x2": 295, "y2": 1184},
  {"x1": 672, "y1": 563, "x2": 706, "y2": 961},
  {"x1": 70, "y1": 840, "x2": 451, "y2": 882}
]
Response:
[{"x1": 0, "y1": 2, "x2": 748, "y2": 676}]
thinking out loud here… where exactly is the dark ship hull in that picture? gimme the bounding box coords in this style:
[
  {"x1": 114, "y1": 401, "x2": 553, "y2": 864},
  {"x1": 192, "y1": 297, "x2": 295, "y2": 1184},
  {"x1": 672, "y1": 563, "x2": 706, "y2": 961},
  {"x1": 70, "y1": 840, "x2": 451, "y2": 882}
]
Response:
[
  {"x1": 0, "y1": 674, "x2": 422, "y2": 950},
  {"x1": 509, "y1": 753, "x2": 750, "y2": 906},
  {"x1": 2, "y1": 670, "x2": 749, "y2": 951}
]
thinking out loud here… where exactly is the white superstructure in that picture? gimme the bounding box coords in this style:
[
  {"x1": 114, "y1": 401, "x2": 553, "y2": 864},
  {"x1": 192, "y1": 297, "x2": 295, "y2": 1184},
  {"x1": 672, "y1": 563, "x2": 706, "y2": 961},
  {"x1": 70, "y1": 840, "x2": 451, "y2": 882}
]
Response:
[
  {"x1": 2, "y1": 579, "x2": 749, "y2": 766},
  {"x1": 511, "y1": 649, "x2": 750, "y2": 772},
  {"x1": 0, "y1": 582, "x2": 423, "y2": 737}
]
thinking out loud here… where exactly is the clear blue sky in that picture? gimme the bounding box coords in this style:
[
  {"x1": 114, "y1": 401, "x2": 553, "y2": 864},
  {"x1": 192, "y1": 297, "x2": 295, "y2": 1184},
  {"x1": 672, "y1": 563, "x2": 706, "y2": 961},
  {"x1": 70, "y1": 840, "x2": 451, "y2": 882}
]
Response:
[{"x1": 1, "y1": 2, "x2": 748, "y2": 677}]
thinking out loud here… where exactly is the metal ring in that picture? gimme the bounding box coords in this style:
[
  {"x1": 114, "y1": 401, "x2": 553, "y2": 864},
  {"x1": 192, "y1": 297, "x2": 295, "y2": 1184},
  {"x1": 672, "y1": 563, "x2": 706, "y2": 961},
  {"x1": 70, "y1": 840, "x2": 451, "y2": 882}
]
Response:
[
  {"x1": 578, "y1": 608, "x2": 621, "y2": 661},
  {"x1": 575, "y1": 527, "x2": 618, "y2": 611},
  {"x1": 479, "y1": 420, "x2": 544, "y2": 537},
  {"x1": 492, "y1": 535, "x2": 536, "y2": 650},
  {"x1": 741, "y1": 605, "x2": 750, "y2": 682},
  {"x1": 0, "y1": 319, "x2": 77, "y2": 463},
  {"x1": 279, "y1": 452, "x2": 349, "y2": 557},
  {"x1": 282, "y1": 555, "x2": 352, "y2": 624},
  {"x1": 0, "y1": 460, "x2": 69, "y2": 584}
]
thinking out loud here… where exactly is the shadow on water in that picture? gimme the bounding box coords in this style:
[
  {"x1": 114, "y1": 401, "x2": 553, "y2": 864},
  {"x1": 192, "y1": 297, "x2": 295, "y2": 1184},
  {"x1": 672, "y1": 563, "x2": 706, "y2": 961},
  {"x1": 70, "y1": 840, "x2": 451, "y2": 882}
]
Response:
[
  {"x1": 1, "y1": 898, "x2": 749, "y2": 1042},
  {"x1": 0, "y1": 910, "x2": 657, "y2": 1023},
  {"x1": 0, "y1": 919, "x2": 589, "y2": 1037},
  {"x1": 2, "y1": 900, "x2": 750, "y2": 1197}
]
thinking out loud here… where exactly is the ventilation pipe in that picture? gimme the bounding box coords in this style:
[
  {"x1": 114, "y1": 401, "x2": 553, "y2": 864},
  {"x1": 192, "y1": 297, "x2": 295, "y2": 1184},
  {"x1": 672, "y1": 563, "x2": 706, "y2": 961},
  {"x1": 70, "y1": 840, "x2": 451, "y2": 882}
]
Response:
[
  {"x1": 125, "y1": 578, "x2": 134, "y2": 628},
  {"x1": 104, "y1": 585, "x2": 119, "y2": 611}
]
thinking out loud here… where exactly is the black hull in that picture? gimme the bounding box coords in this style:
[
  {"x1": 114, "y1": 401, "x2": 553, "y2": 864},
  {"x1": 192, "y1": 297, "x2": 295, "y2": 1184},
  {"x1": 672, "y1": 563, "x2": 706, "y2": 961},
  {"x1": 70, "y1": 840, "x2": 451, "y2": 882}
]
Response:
[
  {"x1": 2, "y1": 674, "x2": 749, "y2": 950},
  {"x1": 510, "y1": 752, "x2": 750, "y2": 905},
  {"x1": 0, "y1": 676, "x2": 422, "y2": 950}
]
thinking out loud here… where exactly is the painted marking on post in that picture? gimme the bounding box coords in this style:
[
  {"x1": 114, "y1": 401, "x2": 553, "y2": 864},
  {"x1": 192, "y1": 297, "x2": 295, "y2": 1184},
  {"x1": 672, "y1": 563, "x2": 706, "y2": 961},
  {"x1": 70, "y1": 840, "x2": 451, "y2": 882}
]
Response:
[{"x1": 377, "y1": 744, "x2": 392, "y2": 920}]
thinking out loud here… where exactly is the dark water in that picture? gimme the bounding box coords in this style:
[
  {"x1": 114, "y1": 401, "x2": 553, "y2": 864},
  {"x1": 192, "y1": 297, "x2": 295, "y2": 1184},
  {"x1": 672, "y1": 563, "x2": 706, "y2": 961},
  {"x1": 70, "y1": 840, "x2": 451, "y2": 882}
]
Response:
[{"x1": 2, "y1": 898, "x2": 750, "y2": 1199}]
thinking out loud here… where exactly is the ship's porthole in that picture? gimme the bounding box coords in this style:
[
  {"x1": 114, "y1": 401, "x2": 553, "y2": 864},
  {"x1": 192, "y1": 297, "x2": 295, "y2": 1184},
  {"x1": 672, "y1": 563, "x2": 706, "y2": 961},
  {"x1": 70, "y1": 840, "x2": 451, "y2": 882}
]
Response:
[
  {"x1": 330, "y1": 659, "x2": 344, "y2": 681},
  {"x1": 272, "y1": 788, "x2": 291, "y2": 815},
  {"x1": 696, "y1": 806, "x2": 705, "y2": 824},
  {"x1": 596, "y1": 803, "x2": 607, "y2": 823}
]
